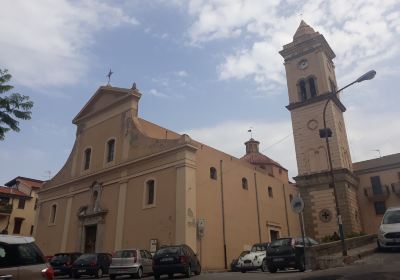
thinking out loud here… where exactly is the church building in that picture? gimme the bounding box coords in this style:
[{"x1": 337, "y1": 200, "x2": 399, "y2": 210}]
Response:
[{"x1": 35, "y1": 85, "x2": 300, "y2": 270}]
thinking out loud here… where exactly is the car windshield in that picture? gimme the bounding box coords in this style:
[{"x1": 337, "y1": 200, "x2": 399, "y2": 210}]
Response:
[
  {"x1": 270, "y1": 238, "x2": 291, "y2": 248},
  {"x1": 239, "y1": 251, "x2": 249, "y2": 257},
  {"x1": 251, "y1": 245, "x2": 266, "y2": 252},
  {"x1": 76, "y1": 254, "x2": 96, "y2": 262},
  {"x1": 114, "y1": 250, "x2": 137, "y2": 258},
  {"x1": 383, "y1": 210, "x2": 400, "y2": 224},
  {"x1": 51, "y1": 254, "x2": 69, "y2": 262},
  {"x1": 155, "y1": 247, "x2": 180, "y2": 256}
]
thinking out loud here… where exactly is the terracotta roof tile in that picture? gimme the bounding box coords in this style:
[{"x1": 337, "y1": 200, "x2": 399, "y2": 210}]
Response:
[{"x1": 0, "y1": 187, "x2": 30, "y2": 197}]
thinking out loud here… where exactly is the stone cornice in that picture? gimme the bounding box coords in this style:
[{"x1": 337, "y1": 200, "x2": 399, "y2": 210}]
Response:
[{"x1": 286, "y1": 92, "x2": 346, "y2": 112}]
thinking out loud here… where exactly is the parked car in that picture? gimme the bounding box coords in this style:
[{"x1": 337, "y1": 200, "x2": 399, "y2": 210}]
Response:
[
  {"x1": 50, "y1": 252, "x2": 81, "y2": 278},
  {"x1": 266, "y1": 237, "x2": 319, "y2": 273},
  {"x1": 109, "y1": 248, "x2": 153, "y2": 279},
  {"x1": 71, "y1": 252, "x2": 111, "y2": 278},
  {"x1": 237, "y1": 243, "x2": 269, "y2": 273},
  {"x1": 0, "y1": 234, "x2": 54, "y2": 279},
  {"x1": 378, "y1": 207, "x2": 400, "y2": 250},
  {"x1": 230, "y1": 250, "x2": 249, "y2": 272},
  {"x1": 152, "y1": 244, "x2": 201, "y2": 279}
]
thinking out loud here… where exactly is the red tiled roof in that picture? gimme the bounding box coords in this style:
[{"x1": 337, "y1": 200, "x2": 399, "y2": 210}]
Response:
[
  {"x1": 241, "y1": 153, "x2": 287, "y2": 170},
  {"x1": 5, "y1": 176, "x2": 44, "y2": 189},
  {"x1": 0, "y1": 186, "x2": 30, "y2": 197}
]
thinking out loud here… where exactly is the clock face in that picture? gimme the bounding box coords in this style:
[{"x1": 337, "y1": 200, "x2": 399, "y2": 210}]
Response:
[{"x1": 298, "y1": 59, "x2": 308, "y2": 70}]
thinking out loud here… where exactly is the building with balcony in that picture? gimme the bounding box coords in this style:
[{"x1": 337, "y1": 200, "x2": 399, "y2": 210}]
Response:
[
  {"x1": 354, "y1": 153, "x2": 400, "y2": 234},
  {"x1": 0, "y1": 177, "x2": 44, "y2": 236}
]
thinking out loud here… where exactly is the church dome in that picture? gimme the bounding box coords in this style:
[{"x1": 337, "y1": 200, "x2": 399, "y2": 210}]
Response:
[{"x1": 241, "y1": 138, "x2": 286, "y2": 170}]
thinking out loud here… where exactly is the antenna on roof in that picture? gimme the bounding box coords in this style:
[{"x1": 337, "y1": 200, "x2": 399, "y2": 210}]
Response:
[{"x1": 372, "y1": 149, "x2": 382, "y2": 158}]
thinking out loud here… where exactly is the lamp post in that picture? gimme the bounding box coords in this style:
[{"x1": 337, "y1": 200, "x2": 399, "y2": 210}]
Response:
[{"x1": 319, "y1": 70, "x2": 376, "y2": 257}]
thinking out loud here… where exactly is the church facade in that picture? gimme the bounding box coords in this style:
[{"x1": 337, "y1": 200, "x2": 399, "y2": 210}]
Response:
[
  {"x1": 281, "y1": 21, "x2": 400, "y2": 240},
  {"x1": 35, "y1": 86, "x2": 300, "y2": 270}
]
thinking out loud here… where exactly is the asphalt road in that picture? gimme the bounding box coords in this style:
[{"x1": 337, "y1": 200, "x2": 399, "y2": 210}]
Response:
[{"x1": 65, "y1": 250, "x2": 400, "y2": 280}]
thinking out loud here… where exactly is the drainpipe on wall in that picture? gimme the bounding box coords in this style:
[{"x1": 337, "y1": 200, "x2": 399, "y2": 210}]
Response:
[
  {"x1": 282, "y1": 183, "x2": 291, "y2": 236},
  {"x1": 254, "y1": 172, "x2": 262, "y2": 243},
  {"x1": 219, "y1": 160, "x2": 227, "y2": 269}
]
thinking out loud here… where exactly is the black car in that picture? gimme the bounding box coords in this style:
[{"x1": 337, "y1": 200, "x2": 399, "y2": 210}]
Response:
[
  {"x1": 152, "y1": 245, "x2": 201, "y2": 279},
  {"x1": 266, "y1": 237, "x2": 318, "y2": 273},
  {"x1": 71, "y1": 253, "x2": 112, "y2": 278},
  {"x1": 50, "y1": 252, "x2": 81, "y2": 278}
]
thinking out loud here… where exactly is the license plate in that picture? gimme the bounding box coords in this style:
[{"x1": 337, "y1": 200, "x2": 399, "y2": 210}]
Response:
[
  {"x1": 78, "y1": 269, "x2": 86, "y2": 273},
  {"x1": 273, "y1": 258, "x2": 284, "y2": 262},
  {"x1": 161, "y1": 257, "x2": 173, "y2": 262}
]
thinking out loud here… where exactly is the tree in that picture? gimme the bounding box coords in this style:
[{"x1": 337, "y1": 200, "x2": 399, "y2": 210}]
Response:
[{"x1": 0, "y1": 69, "x2": 33, "y2": 140}]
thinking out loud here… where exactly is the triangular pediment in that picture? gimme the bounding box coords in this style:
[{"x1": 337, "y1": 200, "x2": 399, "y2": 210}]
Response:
[{"x1": 73, "y1": 86, "x2": 141, "y2": 124}]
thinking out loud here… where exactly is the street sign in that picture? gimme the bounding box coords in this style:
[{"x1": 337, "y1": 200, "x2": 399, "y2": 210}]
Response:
[{"x1": 291, "y1": 196, "x2": 304, "y2": 214}]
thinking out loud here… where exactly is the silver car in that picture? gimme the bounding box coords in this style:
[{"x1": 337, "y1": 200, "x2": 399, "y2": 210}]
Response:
[
  {"x1": 378, "y1": 207, "x2": 400, "y2": 250},
  {"x1": 109, "y1": 248, "x2": 153, "y2": 279},
  {"x1": 0, "y1": 234, "x2": 53, "y2": 279}
]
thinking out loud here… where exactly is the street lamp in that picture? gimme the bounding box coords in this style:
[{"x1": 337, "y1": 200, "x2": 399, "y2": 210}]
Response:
[{"x1": 319, "y1": 70, "x2": 376, "y2": 257}]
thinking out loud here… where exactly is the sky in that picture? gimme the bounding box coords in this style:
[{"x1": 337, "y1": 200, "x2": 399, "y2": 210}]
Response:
[{"x1": 0, "y1": 0, "x2": 399, "y2": 184}]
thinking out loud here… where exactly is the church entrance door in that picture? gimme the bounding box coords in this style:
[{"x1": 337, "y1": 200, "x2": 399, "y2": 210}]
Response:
[{"x1": 84, "y1": 225, "x2": 97, "y2": 253}]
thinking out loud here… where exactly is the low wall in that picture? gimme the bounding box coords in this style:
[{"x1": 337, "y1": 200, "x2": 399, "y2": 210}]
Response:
[{"x1": 305, "y1": 234, "x2": 377, "y2": 270}]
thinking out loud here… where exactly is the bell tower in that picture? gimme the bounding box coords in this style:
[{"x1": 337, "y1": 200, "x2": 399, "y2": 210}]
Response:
[{"x1": 280, "y1": 21, "x2": 362, "y2": 239}]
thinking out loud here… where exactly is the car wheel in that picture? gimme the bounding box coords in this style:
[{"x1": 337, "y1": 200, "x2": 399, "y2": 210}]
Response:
[
  {"x1": 185, "y1": 265, "x2": 191, "y2": 278},
  {"x1": 241, "y1": 269, "x2": 247, "y2": 273},
  {"x1": 135, "y1": 267, "x2": 143, "y2": 279},
  {"x1": 195, "y1": 263, "x2": 201, "y2": 275},
  {"x1": 95, "y1": 268, "x2": 103, "y2": 278},
  {"x1": 268, "y1": 265, "x2": 277, "y2": 273},
  {"x1": 110, "y1": 275, "x2": 116, "y2": 280},
  {"x1": 261, "y1": 259, "x2": 268, "y2": 272},
  {"x1": 298, "y1": 257, "x2": 306, "y2": 272}
]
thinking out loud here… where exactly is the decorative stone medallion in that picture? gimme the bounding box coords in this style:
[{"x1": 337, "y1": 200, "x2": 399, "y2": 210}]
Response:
[
  {"x1": 319, "y1": 209, "x2": 332, "y2": 223},
  {"x1": 307, "y1": 119, "x2": 318, "y2": 130}
]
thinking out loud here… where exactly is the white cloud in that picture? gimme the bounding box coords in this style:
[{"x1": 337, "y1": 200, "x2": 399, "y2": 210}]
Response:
[
  {"x1": 0, "y1": 0, "x2": 138, "y2": 89},
  {"x1": 183, "y1": 120, "x2": 298, "y2": 179},
  {"x1": 148, "y1": 89, "x2": 169, "y2": 98},
  {"x1": 185, "y1": 0, "x2": 400, "y2": 90},
  {"x1": 176, "y1": 70, "x2": 189, "y2": 77}
]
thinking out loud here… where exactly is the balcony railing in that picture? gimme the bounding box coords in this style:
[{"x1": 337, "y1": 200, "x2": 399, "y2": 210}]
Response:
[
  {"x1": 0, "y1": 204, "x2": 12, "y2": 215},
  {"x1": 391, "y1": 182, "x2": 400, "y2": 197},
  {"x1": 363, "y1": 185, "x2": 390, "y2": 201}
]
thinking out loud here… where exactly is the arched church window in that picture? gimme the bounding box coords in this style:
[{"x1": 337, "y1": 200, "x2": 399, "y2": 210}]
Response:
[
  {"x1": 268, "y1": 186, "x2": 273, "y2": 198},
  {"x1": 106, "y1": 139, "x2": 115, "y2": 163},
  {"x1": 309, "y1": 77, "x2": 317, "y2": 97},
  {"x1": 49, "y1": 204, "x2": 57, "y2": 224},
  {"x1": 242, "y1": 177, "x2": 248, "y2": 190},
  {"x1": 330, "y1": 78, "x2": 337, "y2": 93},
  {"x1": 299, "y1": 80, "x2": 307, "y2": 101},
  {"x1": 145, "y1": 179, "x2": 156, "y2": 206},
  {"x1": 210, "y1": 167, "x2": 217, "y2": 180},
  {"x1": 84, "y1": 148, "x2": 91, "y2": 170}
]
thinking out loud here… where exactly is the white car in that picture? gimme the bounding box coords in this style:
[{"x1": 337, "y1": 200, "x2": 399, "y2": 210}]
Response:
[
  {"x1": 378, "y1": 207, "x2": 400, "y2": 250},
  {"x1": 0, "y1": 234, "x2": 53, "y2": 279},
  {"x1": 237, "y1": 243, "x2": 269, "y2": 273}
]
